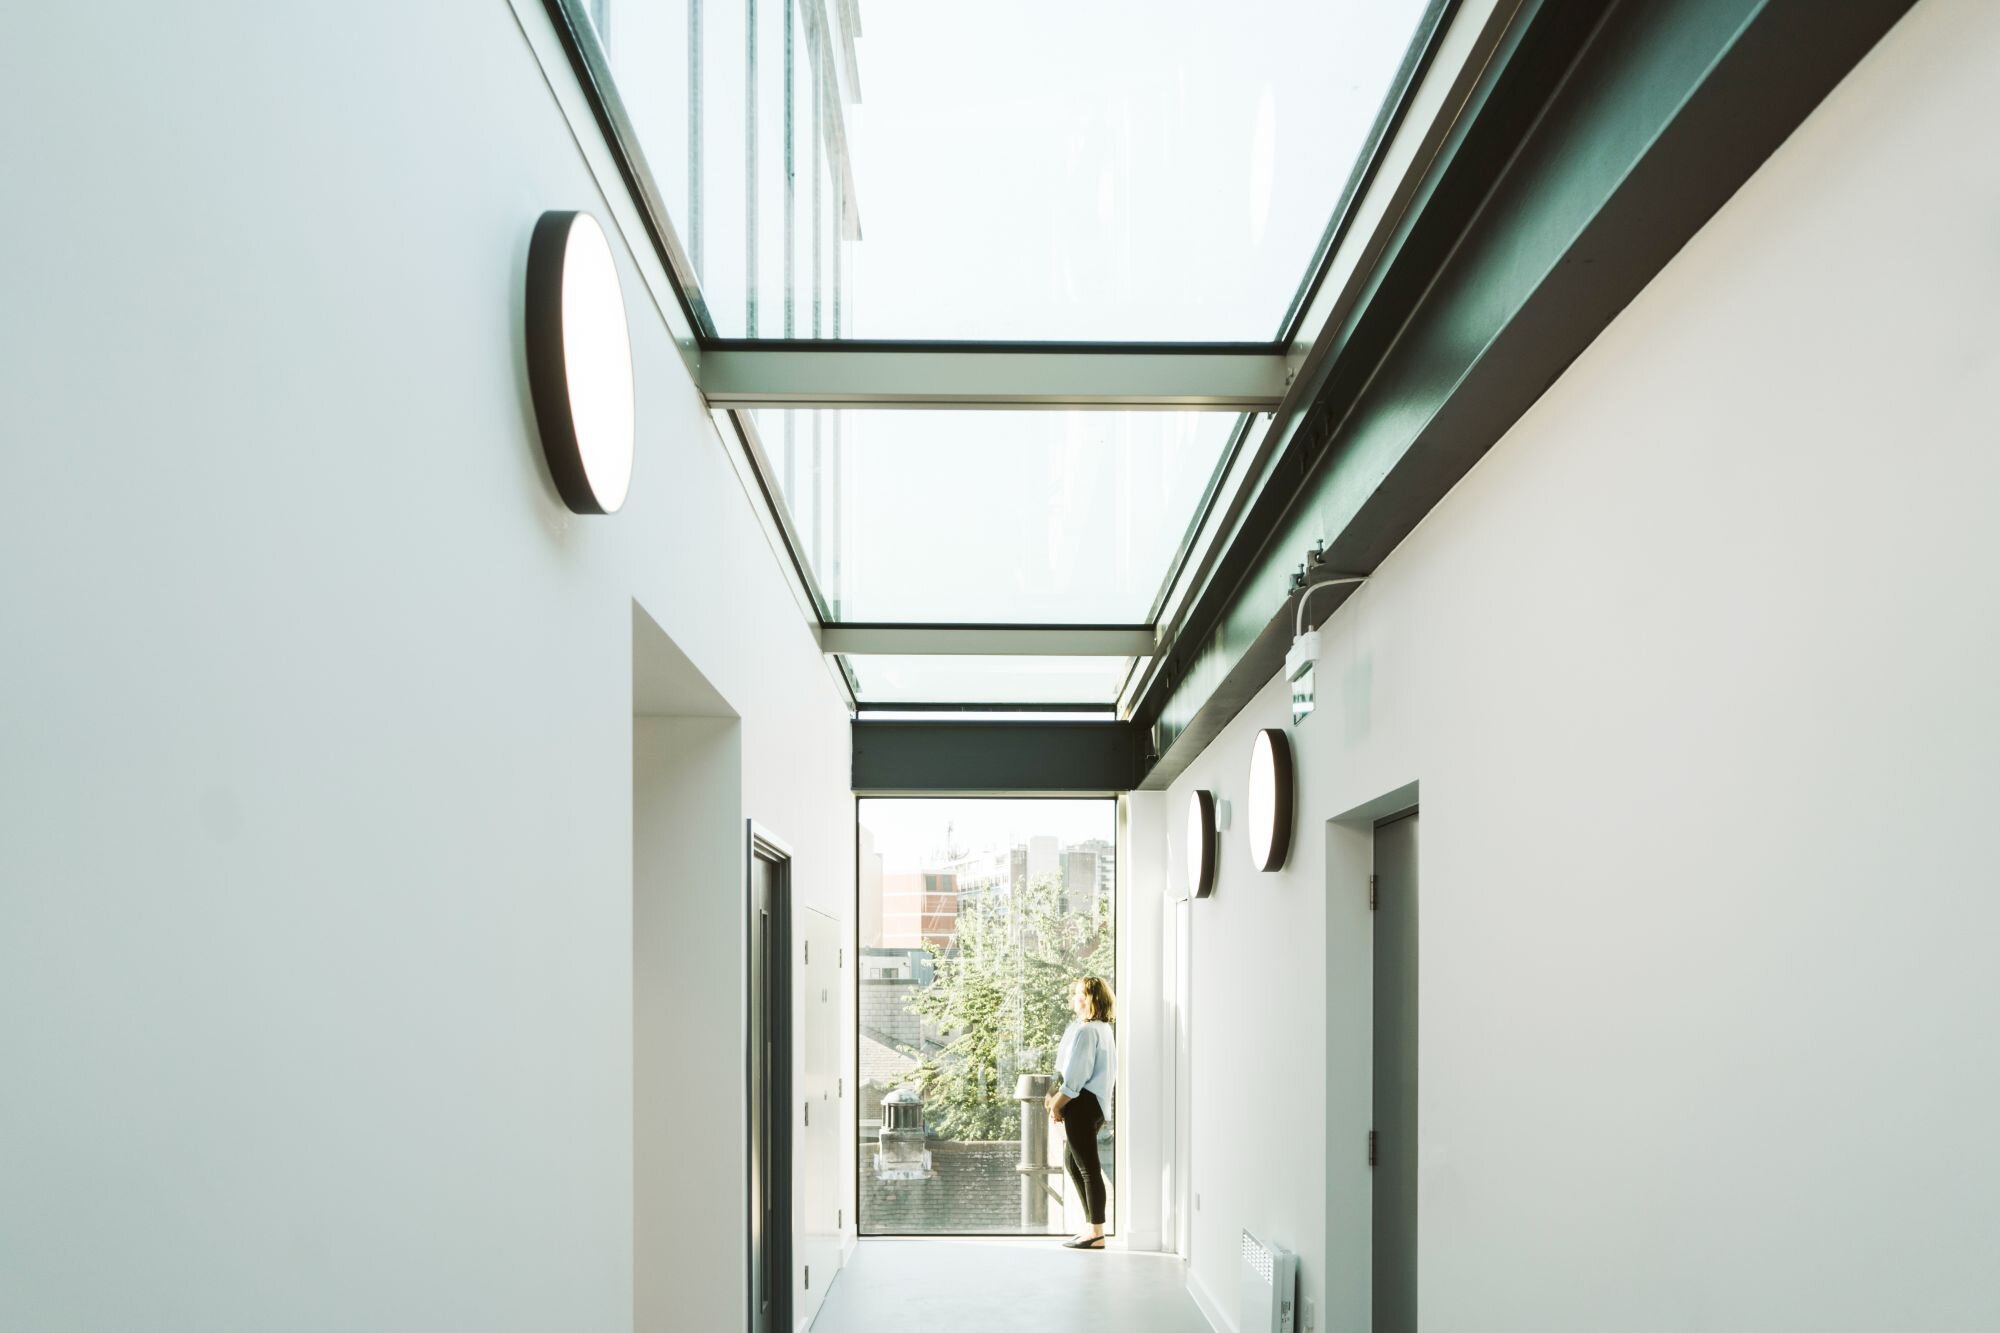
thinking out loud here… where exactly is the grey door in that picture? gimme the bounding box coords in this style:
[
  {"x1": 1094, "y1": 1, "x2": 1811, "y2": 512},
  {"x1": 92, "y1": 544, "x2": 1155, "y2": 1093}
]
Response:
[
  {"x1": 748, "y1": 830, "x2": 792, "y2": 1333},
  {"x1": 1373, "y1": 810, "x2": 1418, "y2": 1333}
]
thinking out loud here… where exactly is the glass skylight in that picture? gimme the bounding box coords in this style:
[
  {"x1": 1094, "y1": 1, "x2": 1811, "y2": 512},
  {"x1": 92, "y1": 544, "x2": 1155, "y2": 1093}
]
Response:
[
  {"x1": 584, "y1": 0, "x2": 1443, "y2": 341},
  {"x1": 749, "y1": 409, "x2": 1235, "y2": 624},
  {"x1": 846, "y1": 656, "x2": 1134, "y2": 705},
  {"x1": 566, "y1": 0, "x2": 1452, "y2": 706}
]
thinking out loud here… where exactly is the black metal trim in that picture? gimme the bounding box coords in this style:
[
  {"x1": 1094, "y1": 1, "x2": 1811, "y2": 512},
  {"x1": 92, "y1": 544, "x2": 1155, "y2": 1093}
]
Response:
[
  {"x1": 1188, "y1": 790, "x2": 1217, "y2": 899},
  {"x1": 525, "y1": 211, "x2": 630, "y2": 515},
  {"x1": 852, "y1": 721, "x2": 1143, "y2": 794},
  {"x1": 747, "y1": 824, "x2": 794, "y2": 1333}
]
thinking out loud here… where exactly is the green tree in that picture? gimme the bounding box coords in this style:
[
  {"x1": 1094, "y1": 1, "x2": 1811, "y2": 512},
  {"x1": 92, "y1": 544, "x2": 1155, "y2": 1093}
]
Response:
[{"x1": 906, "y1": 875, "x2": 1112, "y2": 1140}]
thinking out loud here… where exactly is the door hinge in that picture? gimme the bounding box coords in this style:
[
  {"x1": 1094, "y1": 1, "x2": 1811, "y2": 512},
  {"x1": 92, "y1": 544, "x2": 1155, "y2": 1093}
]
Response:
[
  {"x1": 839, "y1": 947, "x2": 845, "y2": 968},
  {"x1": 804, "y1": 1264, "x2": 811, "y2": 1290},
  {"x1": 837, "y1": 1208, "x2": 843, "y2": 1230},
  {"x1": 1368, "y1": 874, "x2": 1379, "y2": 911},
  {"x1": 804, "y1": 940, "x2": 810, "y2": 964},
  {"x1": 804, "y1": 1101, "x2": 811, "y2": 1127},
  {"x1": 837, "y1": 1077, "x2": 843, "y2": 1098},
  {"x1": 1368, "y1": 1129, "x2": 1378, "y2": 1167}
]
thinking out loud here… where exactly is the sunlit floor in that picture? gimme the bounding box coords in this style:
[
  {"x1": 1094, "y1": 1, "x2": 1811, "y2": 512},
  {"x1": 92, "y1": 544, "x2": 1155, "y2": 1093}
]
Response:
[{"x1": 809, "y1": 1238, "x2": 1211, "y2": 1333}]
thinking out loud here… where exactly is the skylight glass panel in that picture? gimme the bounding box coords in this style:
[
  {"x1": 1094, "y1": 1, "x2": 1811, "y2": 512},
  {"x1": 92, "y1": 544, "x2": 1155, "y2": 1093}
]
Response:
[
  {"x1": 749, "y1": 409, "x2": 1234, "y2": 623},
  {"x1": 845, "y1": 656, "x2": 1134, "y2": 705},
  {"x1": 582, "y1": 0, "x2": 1442, "y2": 341}
]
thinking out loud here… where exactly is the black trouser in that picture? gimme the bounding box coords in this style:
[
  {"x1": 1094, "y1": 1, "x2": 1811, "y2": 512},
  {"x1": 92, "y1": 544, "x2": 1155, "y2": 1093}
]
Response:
[{"x1": 1061, "y1": 1089, "x2": 1108, "y2": 1227}]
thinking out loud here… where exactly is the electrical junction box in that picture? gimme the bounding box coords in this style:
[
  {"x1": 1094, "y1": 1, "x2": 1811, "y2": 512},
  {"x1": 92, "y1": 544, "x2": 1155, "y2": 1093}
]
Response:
[
  {"x1": 1286, "y1": 631, "x2": 1320, "y2": 726},
  {"x1": 1285, "y1": 630, "x2": 1320, "y2": 683}
]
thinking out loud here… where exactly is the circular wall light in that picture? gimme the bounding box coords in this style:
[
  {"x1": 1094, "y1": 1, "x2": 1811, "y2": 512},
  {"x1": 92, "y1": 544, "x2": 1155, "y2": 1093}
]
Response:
[
  {"x1": 526, "y1": 210, "x2": 634, "y2": 514},
  {"x1": 1246, "y1": 728, "x2": 1295, "y2": 872},
  {"x1": 1186, "y1": 789, "x2": 1217, "y2": 899}
]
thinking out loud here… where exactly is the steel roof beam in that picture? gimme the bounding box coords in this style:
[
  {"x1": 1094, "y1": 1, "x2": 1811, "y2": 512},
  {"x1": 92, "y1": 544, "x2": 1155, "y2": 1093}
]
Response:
[
  {"x1": 700, "y1": 343, "x2": 1292, "y2": 410},
  {"x1": 852, "y1": 721, "x2": 1144, "y2": 794},
  {"x1": 818, "y1": 625, "x2": 1157, "y2": 657}
]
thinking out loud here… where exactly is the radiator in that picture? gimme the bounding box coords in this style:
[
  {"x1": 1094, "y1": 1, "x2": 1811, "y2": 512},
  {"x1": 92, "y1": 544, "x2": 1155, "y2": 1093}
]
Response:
[{"x1": 1239, "y1": 1229, "x2": 1298, "y2": 1333}]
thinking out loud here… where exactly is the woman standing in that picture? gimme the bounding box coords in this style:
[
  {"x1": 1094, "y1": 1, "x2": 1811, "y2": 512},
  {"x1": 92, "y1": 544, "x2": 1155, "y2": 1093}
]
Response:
[{"x1": 1047, "y1": 975, "x2": 1116, "y2": 1249}]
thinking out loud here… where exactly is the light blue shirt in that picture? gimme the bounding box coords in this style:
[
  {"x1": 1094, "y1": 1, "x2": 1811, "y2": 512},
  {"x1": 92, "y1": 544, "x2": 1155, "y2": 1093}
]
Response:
[{"x1": 1056, "y1": 1019, "x2": 1116, "y2": 1106}]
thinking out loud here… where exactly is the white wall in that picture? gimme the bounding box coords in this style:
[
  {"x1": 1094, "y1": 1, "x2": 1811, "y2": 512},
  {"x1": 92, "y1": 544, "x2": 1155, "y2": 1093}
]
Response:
[
  {"x1": 634, "y1": 714, "x2": 742, "y2": 1333},
  {"x1": 1163, "y1": 1, "x2": 2000, "y2": 1329},
  {"x1": 0, "y1": 4, "x2": 852, "y2": 1331},
  {"x1": 1168, "y1": 733, "x2": 1331, "y2": 1328},
  {"x1": 1117, "y1": 791, "x2": 1169, "y2": 1251}
]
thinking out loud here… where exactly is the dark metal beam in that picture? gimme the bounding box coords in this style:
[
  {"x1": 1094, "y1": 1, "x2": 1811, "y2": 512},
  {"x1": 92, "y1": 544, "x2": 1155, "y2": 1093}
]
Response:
[
  {"x1": 1134, "y1": 0, "x2": 1917, "y2": 789},
  {"x1": 701, "y1": 342, "x2": 1290, "y2": 410},
  {"x1": 852, "y1": 721, "x2": 1143, "y2": 794},
  {"x1": 820, "y1": 624, "x2": 1158, "y2": 656}
]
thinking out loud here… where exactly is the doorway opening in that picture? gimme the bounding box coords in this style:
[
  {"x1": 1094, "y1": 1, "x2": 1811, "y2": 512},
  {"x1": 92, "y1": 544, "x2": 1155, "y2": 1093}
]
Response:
[
  {"x1": 632, "y1": 602, "x2": 746, "y2": 1332},
  {"x1": 1325, "y1": 784, "x2": 1418, "y2": 1333},
  {"x1": 855, "y1": 797, "x2": 1118, "y2": 1237}
]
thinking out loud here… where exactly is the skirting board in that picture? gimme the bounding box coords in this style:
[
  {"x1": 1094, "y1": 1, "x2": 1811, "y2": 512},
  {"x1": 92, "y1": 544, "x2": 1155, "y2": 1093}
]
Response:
[{"x1": 1188, "y1": 1265, "x2": 1238, "y2": 1333}]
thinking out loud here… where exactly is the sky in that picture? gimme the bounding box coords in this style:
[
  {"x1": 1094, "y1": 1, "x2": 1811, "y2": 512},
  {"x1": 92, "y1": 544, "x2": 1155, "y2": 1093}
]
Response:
[
  {"x1": 759, "y1": 408, "x2": 1236, "y2": 631},
  {"x1": 861, "y1": 797, "x2": 1115, "y2": 873},
  {"x1": 603, "y1": 0, "x2": 1436, "y2": 341},
  {"x1": 845, "y1": 0, "x2": 1435, "y2": 341}
]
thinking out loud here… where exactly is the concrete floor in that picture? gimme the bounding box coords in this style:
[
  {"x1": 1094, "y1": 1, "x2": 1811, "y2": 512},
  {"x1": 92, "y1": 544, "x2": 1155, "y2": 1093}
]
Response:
[{"x1": 809, "y1": 1238, "x2": 1212, "y2": 1333}]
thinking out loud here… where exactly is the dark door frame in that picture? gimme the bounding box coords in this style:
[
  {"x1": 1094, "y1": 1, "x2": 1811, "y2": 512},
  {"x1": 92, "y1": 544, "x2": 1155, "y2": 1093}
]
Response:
[
  {"x1": 1372, "y1": 807, "x2": 1419, "y2": 1333},
  {"x1": 748, "y1": 823, "x2": 793, "y2": 1333}
]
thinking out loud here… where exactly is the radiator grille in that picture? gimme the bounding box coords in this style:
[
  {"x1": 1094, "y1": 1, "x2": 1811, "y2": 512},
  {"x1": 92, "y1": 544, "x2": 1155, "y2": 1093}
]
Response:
[
  {"x1": 1239, "y1": 1229, "x2": 1295, "y2": 1333},
  {"x1": 1242, "y1": 1231, "x2": 1274, "y2": 1285}
]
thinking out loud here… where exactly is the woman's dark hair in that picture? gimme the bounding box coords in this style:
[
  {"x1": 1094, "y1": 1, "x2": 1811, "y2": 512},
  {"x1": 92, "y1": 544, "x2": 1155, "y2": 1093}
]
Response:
[{"x1": 1076, "y1": 975, "x2": 1116, "y2": 1024}]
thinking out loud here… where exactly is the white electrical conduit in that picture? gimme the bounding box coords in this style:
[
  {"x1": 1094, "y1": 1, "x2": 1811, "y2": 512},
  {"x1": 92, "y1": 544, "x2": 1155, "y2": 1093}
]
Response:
[{"x1": 1295, "y1": 575, "x2": 1370, "y2": 637}]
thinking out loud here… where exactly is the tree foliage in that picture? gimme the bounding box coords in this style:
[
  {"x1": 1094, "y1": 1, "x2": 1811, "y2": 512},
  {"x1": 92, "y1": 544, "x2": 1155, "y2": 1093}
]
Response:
[{"x1": 906, "y1": 875, "x2": 1112, "y2": 1140}]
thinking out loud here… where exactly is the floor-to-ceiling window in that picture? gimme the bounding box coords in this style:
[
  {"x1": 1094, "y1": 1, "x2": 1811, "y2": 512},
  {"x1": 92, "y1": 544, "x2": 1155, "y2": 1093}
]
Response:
[{"x1": 857, "y1": 798, "x2": 1116, "y2": 1236}]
